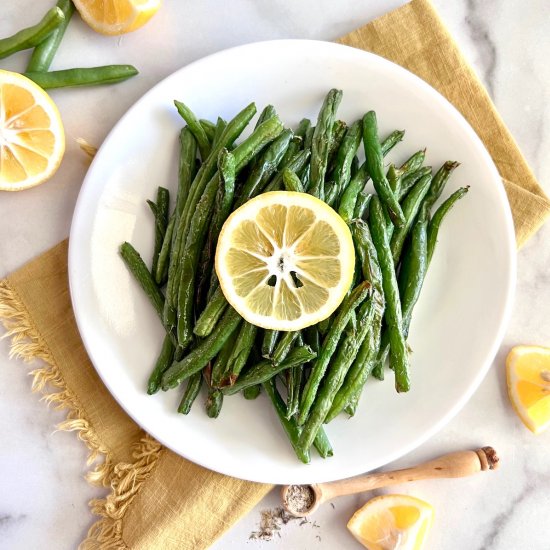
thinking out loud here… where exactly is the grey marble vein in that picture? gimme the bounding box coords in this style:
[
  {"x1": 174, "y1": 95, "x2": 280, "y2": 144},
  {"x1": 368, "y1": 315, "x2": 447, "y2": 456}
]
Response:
[{"x1": 464, "y1": 0, "x2": 498, "y2": 97}]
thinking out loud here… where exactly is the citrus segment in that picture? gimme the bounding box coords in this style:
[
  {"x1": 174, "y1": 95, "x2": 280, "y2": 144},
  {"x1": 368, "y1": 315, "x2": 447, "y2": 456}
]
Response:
[
  {"x1": 347, "y1": 494, "x2": 434, "y2": 550},
  {"x1": 506, "y1": 345, "x2": 550, "y2": 434},
  {"x1": 215, "y1": 191, "x2": 354, "y2": 331},
  {"x1": 0, "y1": 70, "x2": 64, "y2": 191}
]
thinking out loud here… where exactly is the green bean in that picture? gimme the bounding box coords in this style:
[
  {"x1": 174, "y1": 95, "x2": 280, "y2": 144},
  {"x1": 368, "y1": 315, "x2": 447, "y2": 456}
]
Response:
[
  {"x1": 285, "y1": 365, "x2": 302, "y2": 419},
  {"x1": 339, "y1": 131, "x2": 405, "y2": 223},
  {"x1": 194, "y1": 286, "x2": 228, "y2": 337},
  {"x1": 211, "y1": 117, "x2": 227, "y2": 148},
  {"x1": 243, "y1": 385, "x2": 261, "y2": 399},
  {"x1": 164, "y1": 102, "x2": 256, "y2": 330},
  {"x1": 362, "y1": 111, "x2": 405, "y2": 226},
  {"x1": 313, "y1": 427, "x2": 334, "y2": 458},
  {"x1": 178, "y1": 371, "x2": 203, "y2": 414},
  {"x1": 400, "y1": 149, "x2": 426, "y2": 175},
  {"x1": 206, "y1": 388, "x2": 223, "y2": 418},
  {"x1": 332, "y1": 120, "x2": 362, "y2": 198},
  {"x1": 196, "y1": 148, "x2": 236, "y2": 307},
  {"x1": 174, "y1": 100, "x2": 211, "y2": 161},
  {"x1": 296, "y1": 118, "x2": 311, "y2": 139},
  {"x1": 175, "y1": 128, "x2": 199, "y2": 220},
  {"x1": 278, "y1": 136, "x2": 302, "y2": 170},
  {"x1": 309, "y1": 89, "x2": 343, "y2": 199},
  {"x1": 262, "y1": 330, "x2": 279, "y2": 359},
  {"x1": 147, "y1": 334, "x2": 175, "y2": 395},
  {"x1": 390, "y1": 174, "x2": 432, "y2": 264},
  {"x1": 304, "y1": 124, "x2": 314, "y2": 151},
  {"x1": 256, "y1": 105, "x2": 277, "y2": 127},
  {"x1": 263, "y1": 149, "x2": 310, "y2": 193},
  {"x1": 235, "y1": 128, "x2": 293, "y2": 206},
  {"x1": 298, "y1": 281, "x2": 371, "y2": 424},
  {"x1": 176, "y1": 116, "x2": 284, "y2": 347},
  {"x1": 282, "y1": 168, "x2": 304, "y2": 193},
  {"x1": 369, "y1": 197, "x2": 410, "y2": 392},
  {"x1": 398, "y1": 211, "x2": 429, "y2": 332},
  {"x1": 199, "y1": 119, "x2": 216, "y2": 142},
  {"x1": 162, "y1": 307, "x2": 241, "y2": 390},
  {"x1": 149, "y1": 187, "x2": 169, "y2": 276},
  {"x1": 324, "y1": 181, "x2": 339, "y2": 207},
  {"x1": 0, "y1": 7, "x2": 64, "y2": 60},
  {"x1": 210, "y1": 327, "x2": 240, "y2": 387},
  {"x1": 263, "y1": 379, "x2": 310, "y2": 464},
  {"x1": 217, "y1": 321, "x2": 257, "y2": 386},
  {"x1": 303, "y1": 326, "x2": 320, "y2": 355},
  {"x1": 354, "y1": 191, "x2": 373, "y2": 220},
  {"x1": 154, "y1": 212, "x2": 174, "y2": 285},
  {"x1": 151, "y1": 128, "x2": 198, "y2": 285},
  {"x1": 339, "y1": 164, "x2": 367, "y2": 222},
  {"x1": 344, "y1": 393, "x2": 359, "y2": 417},
  {"x1": 119, "y1": 242, "x2": 164, "y2": 320},
  {"x1": 27, "y1": 1, "x2": 74, "y2": 72},
  {"x1": 398, "y1": 166, "x2": 432, "y2": 201},
  {"x1": 381, "y1": 129, "x2": 406, "y2": 155},
  {"x1": 299, "y1": 297, "x2": 374, "y2": 451},
  {"x1": 427, "y1": 187, "x2": 469, "y2": 264},
  {"x1": 324, "y1": 220, "x2": 385, "y2": 421},
  {"x1": 423, "y1": 161, "x2": 460, "y2": 211},
  {"x1": 300, "y1": 163, "x2": 311, "y2": 191},
  {"x1": 24, "y1": 65, "x2": 138, "y2": 89},
  {"x1": 272, "y1": 331, "x2": 300, "y2": 365},
  {"x1": 223, "y1": 346, "x2": 316, "y2": 395},
  {"x1": 327, "y1": 120, "x2": 347, "y2": 171}
]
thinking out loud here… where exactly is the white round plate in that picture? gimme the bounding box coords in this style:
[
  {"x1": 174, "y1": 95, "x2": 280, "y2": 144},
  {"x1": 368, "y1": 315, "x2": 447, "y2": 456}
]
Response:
[{"x1": 69, "y1": 40, "x2": 516, "y2": 484}]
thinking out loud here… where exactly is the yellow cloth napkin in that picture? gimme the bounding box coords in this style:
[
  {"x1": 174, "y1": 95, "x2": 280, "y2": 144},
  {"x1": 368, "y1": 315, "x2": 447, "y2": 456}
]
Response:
[{"x1": 1, "y1": 1, "x2": 549, "y2": 549}]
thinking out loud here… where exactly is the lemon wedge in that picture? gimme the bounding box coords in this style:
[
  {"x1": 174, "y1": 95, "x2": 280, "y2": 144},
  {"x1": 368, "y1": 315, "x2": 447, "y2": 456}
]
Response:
[
  {"x1": 506, "y1": 345, "x2": 550, "y2": 434},
  {"x1": 215, "y1": 191, "x2": 355, "y2": 331},
  {"x1": 347, "y1": 494, "x2": 434, "y2": 550},
  {"x1": 72, "y1": 0, "x2": 161, "y2": 35},
  {"x1": 0, "y1": 70, "x2": 65, "y2": 191}
]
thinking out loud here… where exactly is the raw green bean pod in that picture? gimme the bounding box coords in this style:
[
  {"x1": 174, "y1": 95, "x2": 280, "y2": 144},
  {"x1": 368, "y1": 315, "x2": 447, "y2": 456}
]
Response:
[
  {"x1": 25, "y1": 65, "x2": 138, "y2": 89},
  {"x1": 27, "y1": 0, "x2": 74, "y2": 72},
  {"x1": 0, "y1": 7, "x2": 64, "y2": 60}
]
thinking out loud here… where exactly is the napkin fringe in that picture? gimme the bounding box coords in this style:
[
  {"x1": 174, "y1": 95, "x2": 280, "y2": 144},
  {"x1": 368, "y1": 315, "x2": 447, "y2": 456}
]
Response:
[{"x1": 0, "y1": 280, "x2": 162, "y2": 550}]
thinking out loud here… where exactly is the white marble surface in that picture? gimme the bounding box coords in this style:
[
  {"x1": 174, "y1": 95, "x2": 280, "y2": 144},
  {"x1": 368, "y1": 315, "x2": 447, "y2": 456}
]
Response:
[{"x1": 1, "y1": 1, "x2": 549, "y2": 549}]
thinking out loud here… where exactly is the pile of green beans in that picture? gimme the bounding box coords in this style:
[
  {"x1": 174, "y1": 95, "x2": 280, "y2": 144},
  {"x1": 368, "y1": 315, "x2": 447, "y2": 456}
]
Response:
[
  {"x1": 119, "y1": 90, "x2": 469, "y2": 463},
  {"x1": 0, "y1": 1, "x2": 137, "y2": 89}
]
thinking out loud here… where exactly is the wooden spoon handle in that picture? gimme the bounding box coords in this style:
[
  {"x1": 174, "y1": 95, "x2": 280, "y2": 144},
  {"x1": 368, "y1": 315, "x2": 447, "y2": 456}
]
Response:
[{"x1": 317, "y1": 447, "x2": 499, "y2": 502}]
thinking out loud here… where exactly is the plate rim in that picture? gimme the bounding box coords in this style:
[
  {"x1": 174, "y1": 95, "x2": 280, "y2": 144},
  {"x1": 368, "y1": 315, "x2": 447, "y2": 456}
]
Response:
[{"x1": 68, "y1": 38, "x2": 517, "y2": 484}]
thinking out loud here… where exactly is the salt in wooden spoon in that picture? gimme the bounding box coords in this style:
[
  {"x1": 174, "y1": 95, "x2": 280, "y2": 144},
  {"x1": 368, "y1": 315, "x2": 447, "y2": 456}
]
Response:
[{"x1": 281, "y1": 446, "x2": 499, "y2": 517}]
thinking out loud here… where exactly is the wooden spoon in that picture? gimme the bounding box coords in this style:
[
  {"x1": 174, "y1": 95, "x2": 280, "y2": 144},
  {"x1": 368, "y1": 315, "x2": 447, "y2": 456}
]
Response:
[{"x1": 281, "y1": 446, "x2": 499, "y2": 517}]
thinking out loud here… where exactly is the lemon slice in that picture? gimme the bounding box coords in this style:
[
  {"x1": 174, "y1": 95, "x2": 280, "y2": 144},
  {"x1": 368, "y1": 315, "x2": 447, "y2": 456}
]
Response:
[
  {"x1": 73, "y1": 0, "x2": 161, "y2": 35},
  {"x1": 215, "y1": 191, "x2": 355, "y2": 331},
  {"x1": 0, "y1": 70, "x2": 65, "y2": 192},
  {"x1": 506, "y1": 345, "x2": 550, "y2": 434},
  {"x1": 348, "y1": 494, "x2": 434, "y2": 550}
]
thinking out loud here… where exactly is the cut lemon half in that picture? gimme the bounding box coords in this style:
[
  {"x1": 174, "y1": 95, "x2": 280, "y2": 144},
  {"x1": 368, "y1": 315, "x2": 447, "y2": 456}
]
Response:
[
  {"x1": 73, "y1": 0, "x2": 161, "y2": 35},
  {"x1": 0, "y1": 70, "x2": 65, "y2": 192},
  {"x1": 347, "y1": 494, "x2": 434, "y2": 550},
  {"x1": 215, "y1": 191, "x2": 355, "y2": 331},
  {"x1": 506, "y1": 345, "x2": 550, "y2": 434}
]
